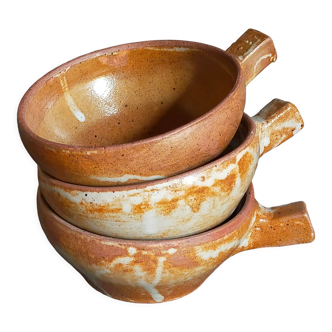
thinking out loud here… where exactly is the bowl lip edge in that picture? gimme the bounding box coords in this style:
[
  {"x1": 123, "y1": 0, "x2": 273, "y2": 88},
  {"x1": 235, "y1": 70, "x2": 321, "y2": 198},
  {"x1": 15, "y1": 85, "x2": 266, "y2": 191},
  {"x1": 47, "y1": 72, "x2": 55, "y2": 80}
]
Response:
[{"x1": 18, "y1": 39, "x2": 244, "y2": 152}]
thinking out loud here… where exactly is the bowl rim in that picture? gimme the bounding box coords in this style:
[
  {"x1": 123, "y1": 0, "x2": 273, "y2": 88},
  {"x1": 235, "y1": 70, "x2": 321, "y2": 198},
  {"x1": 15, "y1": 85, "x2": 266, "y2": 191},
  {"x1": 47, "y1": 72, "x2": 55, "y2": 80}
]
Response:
[
  {"x1": 38, "y1": 113, "x2": 256, "y2": 191},
  {"x1": 18, "y1": 39, "x2": 244, "y2": 152},
  {"x1": 37, "y1": 182, "x2": 255, "y2": 248}
]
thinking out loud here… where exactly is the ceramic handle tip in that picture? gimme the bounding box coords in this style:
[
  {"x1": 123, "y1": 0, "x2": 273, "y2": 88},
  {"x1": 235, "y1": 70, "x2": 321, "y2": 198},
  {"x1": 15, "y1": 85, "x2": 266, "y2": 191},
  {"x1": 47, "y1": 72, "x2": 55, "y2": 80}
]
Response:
[
  {"x1": 246, "y1": 201, "x2": 315, "y2": 251},
  {"x1": 226, "y1": 29, "x2": 277, "y2": 85},
  {"x1": 252, "y1": 99, "x2": 304, "y2": 157}
]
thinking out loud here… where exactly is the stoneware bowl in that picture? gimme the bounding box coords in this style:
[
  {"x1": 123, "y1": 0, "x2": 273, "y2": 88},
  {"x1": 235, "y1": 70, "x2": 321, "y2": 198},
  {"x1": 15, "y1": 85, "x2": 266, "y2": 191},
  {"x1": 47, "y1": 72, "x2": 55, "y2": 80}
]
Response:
[
  {"x1": 19, "y1": 29, "x2": 277, "y2": 186},
  {"x1": 37, "y1": 183, "x2": 315, "y2": 303},
  {"x1": 39, "y1": 99, "x2": 303, "y2": 239}
]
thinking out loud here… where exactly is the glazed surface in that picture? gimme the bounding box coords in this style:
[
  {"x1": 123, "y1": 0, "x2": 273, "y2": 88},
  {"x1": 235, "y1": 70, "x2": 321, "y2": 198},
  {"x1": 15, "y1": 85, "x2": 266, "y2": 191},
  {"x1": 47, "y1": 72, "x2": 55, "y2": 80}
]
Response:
[
  {"x1": 37, "y1": 186, "x2": 314, "y2": 303},
  {"x1": 18, "y1": 40, "x2": 245, "y2": 185},
  {"x1": 39, "y1": 115, "x2": 258, "y2": 239},
  {"x1": 39, "y1": 99, "x2": 304, "y2": 239},
  {"x1": 19, "y1": 31, "x2": 278, "y2": 185},
  {"x1": 24, "y1": 46, "x2": 237, "y2": 147}
]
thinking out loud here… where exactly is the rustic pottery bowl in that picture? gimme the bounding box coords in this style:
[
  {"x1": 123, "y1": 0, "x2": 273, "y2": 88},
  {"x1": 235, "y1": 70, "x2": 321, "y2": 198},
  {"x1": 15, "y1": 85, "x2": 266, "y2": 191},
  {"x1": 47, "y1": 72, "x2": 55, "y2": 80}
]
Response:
[
  {"x1": 39, "y1": 99, "x2": 303, "y2": 239},
  {"x1": 19, "y1": 29, "x2": 276, "y2": 186},
  {"x1": 37, "y1": 183, "x2": 315, "y2": 304}
]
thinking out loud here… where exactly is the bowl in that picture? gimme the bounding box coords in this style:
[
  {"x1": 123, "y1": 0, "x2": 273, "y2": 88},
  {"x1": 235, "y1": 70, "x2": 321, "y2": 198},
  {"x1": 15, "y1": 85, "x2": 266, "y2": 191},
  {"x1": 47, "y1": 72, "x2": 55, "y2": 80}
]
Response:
[
  {"x1": 38, "y1": 99, "x2": 303, "y2": 239},
  {"x1": 19, "y1": 29, "x2": 276, "y2": 186},
  {"x1": 37, "y1": 183, "x2": 315, "y2": 303}
]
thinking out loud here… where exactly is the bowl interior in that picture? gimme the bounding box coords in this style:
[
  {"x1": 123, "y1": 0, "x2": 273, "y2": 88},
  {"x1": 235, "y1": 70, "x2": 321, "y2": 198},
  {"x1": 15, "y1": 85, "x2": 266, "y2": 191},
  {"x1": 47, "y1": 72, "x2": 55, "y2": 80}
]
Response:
[
  {"x1": 23, "y1": 43, "x2": 238, "y2": 147},
  {"x1": 220, "y1": 117, "x2": 248, "y2": 156}
]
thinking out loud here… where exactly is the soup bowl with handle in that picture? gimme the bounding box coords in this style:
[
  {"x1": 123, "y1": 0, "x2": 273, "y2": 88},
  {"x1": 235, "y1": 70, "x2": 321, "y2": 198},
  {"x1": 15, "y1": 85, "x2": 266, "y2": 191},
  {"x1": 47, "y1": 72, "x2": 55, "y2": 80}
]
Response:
[
  {"x1": 37, "y1": 183, "x2": 315, "y2": 303},
  {"x1": 39, "y1": 98, "x2": 304, "y2": 239},
  {"x1": 19, "y1": 29, "x2": 276, "y2": 186}
]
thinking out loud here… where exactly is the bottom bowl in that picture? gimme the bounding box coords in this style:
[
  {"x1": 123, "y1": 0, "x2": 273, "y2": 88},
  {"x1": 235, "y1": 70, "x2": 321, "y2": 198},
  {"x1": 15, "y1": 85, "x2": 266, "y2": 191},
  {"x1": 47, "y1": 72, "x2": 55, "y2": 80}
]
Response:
[{"x1": 37, "y1": 184, "x2": 314, "y2": 303}]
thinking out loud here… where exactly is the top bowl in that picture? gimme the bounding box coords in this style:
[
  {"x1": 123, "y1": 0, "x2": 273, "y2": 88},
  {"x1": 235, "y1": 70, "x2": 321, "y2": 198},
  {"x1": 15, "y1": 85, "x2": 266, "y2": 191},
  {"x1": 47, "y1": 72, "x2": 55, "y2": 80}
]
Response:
[{"x1": 18, "y1": 29, "x2": 276, "y2": 186}]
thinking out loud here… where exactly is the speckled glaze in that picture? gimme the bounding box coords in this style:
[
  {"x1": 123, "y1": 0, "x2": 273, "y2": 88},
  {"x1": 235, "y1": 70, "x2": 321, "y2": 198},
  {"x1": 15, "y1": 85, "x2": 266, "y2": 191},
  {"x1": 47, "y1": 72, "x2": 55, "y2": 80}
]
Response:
[
  {"x1": 37, "y1": 183, "x2": 315, "y2": 304},
  {"x1": 19, "y1": 29, "x2": 276, "y2": 186},
  {"x1": 38, "y1": 99, "x2": 303, "y2": 239}
]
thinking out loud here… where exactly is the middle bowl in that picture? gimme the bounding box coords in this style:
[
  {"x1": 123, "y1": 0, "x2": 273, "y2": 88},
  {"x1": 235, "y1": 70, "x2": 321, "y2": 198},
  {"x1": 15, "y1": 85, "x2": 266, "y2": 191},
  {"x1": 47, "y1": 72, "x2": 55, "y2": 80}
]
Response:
[{"x1": 39, "y1": 99, "x2": 303, "y2": 240}]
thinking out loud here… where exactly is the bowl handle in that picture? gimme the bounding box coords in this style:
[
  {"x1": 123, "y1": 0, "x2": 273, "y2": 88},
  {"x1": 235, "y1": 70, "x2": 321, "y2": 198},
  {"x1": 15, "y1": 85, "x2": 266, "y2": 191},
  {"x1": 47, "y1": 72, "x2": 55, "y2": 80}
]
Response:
[
  {"x1": 226, "y1": 29, "x2": 277, "y2": 85},
  {"x1": 234, "y1": 200, "x2": 315, "y2": 255},
  {"x1": 252, "y1": 99, "x2": 304, "y2": 157}
]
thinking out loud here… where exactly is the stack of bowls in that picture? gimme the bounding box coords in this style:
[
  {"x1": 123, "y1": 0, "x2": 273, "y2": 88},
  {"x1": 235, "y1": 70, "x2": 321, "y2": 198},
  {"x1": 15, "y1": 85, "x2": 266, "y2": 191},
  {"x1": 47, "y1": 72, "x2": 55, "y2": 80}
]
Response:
[{"x1": 18, "y1": 29, "x2": 315, "y2": 303}]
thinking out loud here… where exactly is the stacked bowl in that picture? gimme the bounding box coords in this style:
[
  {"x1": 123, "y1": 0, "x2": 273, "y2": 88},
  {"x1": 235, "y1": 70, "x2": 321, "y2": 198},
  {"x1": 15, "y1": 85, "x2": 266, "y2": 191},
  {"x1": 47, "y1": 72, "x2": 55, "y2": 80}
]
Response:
[{"x1": 18, "y1": 29, "x2": 315, "y2": 303}]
